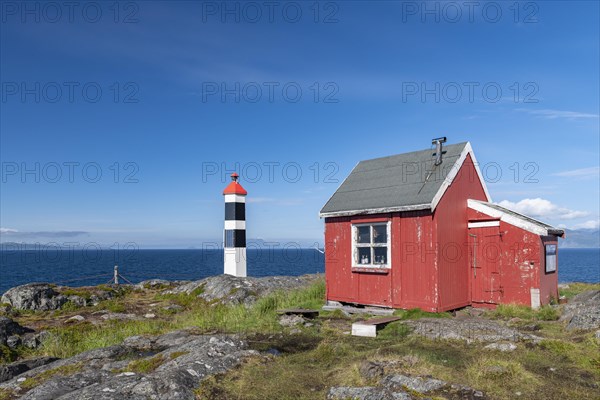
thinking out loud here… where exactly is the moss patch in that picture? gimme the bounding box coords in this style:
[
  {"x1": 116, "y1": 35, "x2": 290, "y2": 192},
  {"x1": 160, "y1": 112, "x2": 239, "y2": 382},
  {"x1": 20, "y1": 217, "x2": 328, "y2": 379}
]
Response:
[{"x1": 126, "y1": 355, "x2": 165, "y2": 374}]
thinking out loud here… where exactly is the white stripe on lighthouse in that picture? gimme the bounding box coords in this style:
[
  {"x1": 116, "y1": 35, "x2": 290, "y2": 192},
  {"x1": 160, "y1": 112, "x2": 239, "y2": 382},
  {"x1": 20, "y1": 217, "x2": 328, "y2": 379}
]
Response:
[
  {"x1": 225, "y1": 220, "x2": 246, "y2": 230},
  {"x1": 224, "y1": 248, "x2": 246, "y2": 277},
  {"x1": 224, "y1": 194, "x2": 246, "y2": 203}
]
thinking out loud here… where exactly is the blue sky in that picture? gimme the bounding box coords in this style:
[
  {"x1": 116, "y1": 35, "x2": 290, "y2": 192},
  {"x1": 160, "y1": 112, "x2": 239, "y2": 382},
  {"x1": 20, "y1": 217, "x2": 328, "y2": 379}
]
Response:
[{"x1": 1, "y1": 0, "x2": 598, "y2": 248}]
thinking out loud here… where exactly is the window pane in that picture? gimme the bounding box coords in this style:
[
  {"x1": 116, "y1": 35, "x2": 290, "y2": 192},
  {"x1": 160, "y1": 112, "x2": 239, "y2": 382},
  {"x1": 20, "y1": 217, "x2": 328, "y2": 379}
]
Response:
[
  {"x1": 545, "y1": 245, "x2": 557, "y2": 273},
  {"x1": 373, "y1": 225, "x2": 387, "y2": 244},
  {"x1": 357, "y1": 226, "x2": 370, "y2": 244},
  {"x1": 373, "y1": 247, "x2": 387, "y2": 264},
  {"x1": 358, "y1": 247, "x2": 371, "y2": 265}
]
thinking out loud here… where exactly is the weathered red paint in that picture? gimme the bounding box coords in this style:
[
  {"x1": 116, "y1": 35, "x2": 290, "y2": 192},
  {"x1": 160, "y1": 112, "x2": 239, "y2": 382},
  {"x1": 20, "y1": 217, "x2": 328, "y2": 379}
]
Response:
[
  {"x1": 466, "y1": 209, "x2": 559, "y2": 307},
  {"x1": 324, "y1": 153, "x2": 559, "y2": 311},
  {"x1": 433, "y1": 154, "x2": 487, "y2": 310}
]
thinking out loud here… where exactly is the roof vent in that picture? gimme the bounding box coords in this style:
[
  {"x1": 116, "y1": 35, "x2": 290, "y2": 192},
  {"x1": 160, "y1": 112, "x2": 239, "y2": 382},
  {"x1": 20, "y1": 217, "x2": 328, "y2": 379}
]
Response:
[{"x1": 432, "y1": 137, "x2": 447, "y2": 166}]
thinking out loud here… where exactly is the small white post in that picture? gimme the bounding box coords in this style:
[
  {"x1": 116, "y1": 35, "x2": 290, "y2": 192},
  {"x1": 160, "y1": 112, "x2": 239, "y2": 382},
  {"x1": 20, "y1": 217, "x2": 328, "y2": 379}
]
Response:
[{"x1": 114, "y1": 265, "x2": 119, "y2": 285}]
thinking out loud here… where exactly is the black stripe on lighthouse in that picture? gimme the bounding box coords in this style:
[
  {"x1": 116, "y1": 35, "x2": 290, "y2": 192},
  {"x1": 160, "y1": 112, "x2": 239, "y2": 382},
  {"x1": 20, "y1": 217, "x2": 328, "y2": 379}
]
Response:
[
  {"x1": 224, "y1": 229, "x2": 246, "y2": 248},
  {"x1": 225, "y1": 202, "x2": 245, "y2": 221}
]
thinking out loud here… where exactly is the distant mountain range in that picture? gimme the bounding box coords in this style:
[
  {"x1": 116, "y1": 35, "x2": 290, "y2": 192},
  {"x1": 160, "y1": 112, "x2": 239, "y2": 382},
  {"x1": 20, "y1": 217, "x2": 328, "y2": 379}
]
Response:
[
  {"x1": 561, "y1": 229, "x2": 600, "y2": 248},
  {"x1": 1, "y1": 231, "x2": 598, "y2": 250}
]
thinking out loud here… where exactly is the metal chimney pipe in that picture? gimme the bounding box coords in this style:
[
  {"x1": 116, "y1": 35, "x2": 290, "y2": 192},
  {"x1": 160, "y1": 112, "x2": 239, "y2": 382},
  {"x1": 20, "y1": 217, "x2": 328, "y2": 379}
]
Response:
[{"x1": 432, "y1": 137, "x2": 447, "y2": 166}]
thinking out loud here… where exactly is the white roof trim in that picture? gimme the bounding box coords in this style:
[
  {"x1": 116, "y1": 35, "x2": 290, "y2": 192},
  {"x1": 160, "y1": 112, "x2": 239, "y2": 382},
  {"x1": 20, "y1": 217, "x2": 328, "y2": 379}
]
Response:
[
  {"x1": 430, "y1": 142, "x2": 491, "y2": 212},
  {"x1": 467, "y1": 199, "x2": 557, "y2": 236},
  {"x1": 468, "y1": 220, "x2": 500, "y2": 228},
  {"x1": 319, "y1": 203, "x2": 431, "y2": 218}
]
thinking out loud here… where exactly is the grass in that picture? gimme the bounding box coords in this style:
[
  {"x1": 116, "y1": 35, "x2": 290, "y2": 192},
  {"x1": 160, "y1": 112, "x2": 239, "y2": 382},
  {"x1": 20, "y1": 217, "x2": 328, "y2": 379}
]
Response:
[
  {"x1": 31, "y1": 279, "x2": 326, "y2": 359},
  {"x1": 4, "y1": 279, "x2": 599, "y2": 400},
  {"x1": 559, "y1": 282, "x2": 600, "y2": 299},
  {"x1": 392, "y1": 308, "x2": 451, "y2": 320},
  {"x1": 59, "y1": 288, "x2": 92, "y2": 299},
  {"x1": 489, "y1": 303, "x2": 559, "y2": 321},
  {"x1": 19, "y1": 362, "x2": 83, "y2": 391},
  {"x1": 0, "y1": 345, "x2": 19, "y2": 363}
]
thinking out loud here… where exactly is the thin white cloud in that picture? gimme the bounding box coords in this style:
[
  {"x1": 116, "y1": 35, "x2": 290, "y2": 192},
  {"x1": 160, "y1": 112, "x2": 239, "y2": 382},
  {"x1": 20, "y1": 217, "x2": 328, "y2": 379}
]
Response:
[
  {"x1": 572, "y1": 220, "x2": 600, "y2": 230},
  {"x1": 0, "y1": 228, "x2": 18, "y2": 234},
  {"x1": 496, "y1": 198, "x2": 589, "y2": 220},
  {"x1": 553, "y1": 166, "x2": 600, "y2": 179},
  {"x1": 517, "y1": 108, "x2": 599, "y2": 120}
]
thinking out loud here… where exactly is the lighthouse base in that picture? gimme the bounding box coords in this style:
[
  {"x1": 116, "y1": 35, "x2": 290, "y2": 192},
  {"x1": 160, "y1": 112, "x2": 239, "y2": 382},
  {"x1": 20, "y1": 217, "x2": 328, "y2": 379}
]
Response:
[{"x1": 224, "y1": 248, "x2": 247, "y2": 277}]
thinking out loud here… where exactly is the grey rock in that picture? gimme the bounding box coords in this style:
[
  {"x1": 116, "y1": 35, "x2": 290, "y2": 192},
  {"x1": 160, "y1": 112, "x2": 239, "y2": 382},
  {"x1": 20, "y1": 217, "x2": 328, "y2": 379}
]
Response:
[
  {"x1": 0, "y1": 357, "x2": 58, "y2": 383},
  {"x1": 6, "y1": 335, "x2": 21, "y2": 349},
  {"x1": 279, "y1": 314, "x2": 305, "y2": 327},
  {"x1": 101, "y1": 313, "x2": 140, "y2": 321},
  {"x1": 561, "y1": 290, "x2": 600, "y2": 330},
  {"x1": 0, "y1": 330, "x2": 257, "y2": 400},
  {"x1": 66, "y1": 315, "x2": 85, "y2": 323},
  {"x1": 595, "y1": 330, "x2": 600, "y2": 339},
  {"x1": 402, "y1": 318, "x2": 541, "y2": 344},
  {"x1": 67, "y1": 295, "x2": 88, "y2": 307},
  {"x1": 1, "y1": 284, "x2": 67, "y2": 311},
  {"x1": 484, "y1": 342, "x2": 517, "y2": 352},
  {"x1": 327, "y1": 386, "x2": 412, "y2": 400},
  {"x1": 0, "y1": 317, "x2": 31, "y2": 346},
  {"x1": 382, "y1": 374, "x2": 446, "y2": 393},
  {"x1": 359, "y1": 361, "x2": 385, "y2": 380},
  {"x1": 165, "y1": 274, "x2": 321, "y2": 306},
  {"x1": 144, "y1": 313, "x2": 156, "y2": 319},
  {"x1": 22, "y1": 331, "x2": 50, "y2": 349},
  {"x1": 136, "y1": 279, "x2": 175, "y2": 290}
]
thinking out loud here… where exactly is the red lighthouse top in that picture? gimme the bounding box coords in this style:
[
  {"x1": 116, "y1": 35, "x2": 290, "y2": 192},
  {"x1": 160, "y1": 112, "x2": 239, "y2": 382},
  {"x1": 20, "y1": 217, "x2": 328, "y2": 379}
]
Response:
[{"x1": 223, "y1": 173, "x2": 248, "y2": 195}]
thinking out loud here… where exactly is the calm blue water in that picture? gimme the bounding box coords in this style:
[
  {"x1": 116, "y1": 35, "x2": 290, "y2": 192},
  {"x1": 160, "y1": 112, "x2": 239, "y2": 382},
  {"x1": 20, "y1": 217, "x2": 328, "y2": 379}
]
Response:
[
  {"x1": 0, "y1": 248, "x2": 597, "y2": 295},
  {"x1": 0, "y1": 249, "x2": 325, "y2": 294}
]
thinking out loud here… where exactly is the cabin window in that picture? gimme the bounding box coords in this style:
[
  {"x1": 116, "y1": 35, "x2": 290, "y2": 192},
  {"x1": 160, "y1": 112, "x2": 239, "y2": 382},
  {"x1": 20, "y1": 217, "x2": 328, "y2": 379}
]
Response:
[
  {"x1": 545, "y1": 244, "x2": 557, "y2": 274},
  {"x1": 352, "y1": 222, "x2": 391, "y2": 268}
]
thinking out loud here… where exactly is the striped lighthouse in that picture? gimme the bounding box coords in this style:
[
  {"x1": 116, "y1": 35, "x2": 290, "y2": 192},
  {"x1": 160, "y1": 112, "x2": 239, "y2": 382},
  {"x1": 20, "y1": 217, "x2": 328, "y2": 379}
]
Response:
[{"x1": 223, "y1": 173, "x2": 247, "y2": 277}]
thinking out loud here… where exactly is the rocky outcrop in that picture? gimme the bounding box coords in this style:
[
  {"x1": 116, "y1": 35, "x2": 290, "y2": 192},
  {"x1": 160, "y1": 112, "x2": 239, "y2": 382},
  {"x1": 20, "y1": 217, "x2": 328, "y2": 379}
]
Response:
[
  {"x1": 0, "y1": 317, "x2": 30, "y2": 346},
  {"x1": 0, "y1": 330, "x2": 259, "y2": 399},
  {"x1": 561, "y1": 290, "x2": 600, "y2": 330},
  {"x1": 0, "y1": 357, "x2": 58, "y2": 383},
  {"x1": 0, "y1": 317, "x2": 48, "y2": 351},
  {"x1": 402, "y1": 318, "x2": 541, "y2": 344},
  {"x1": 328, "y1": 373, "x2": 486, "y2": 400},
  {"x1": 1, "y1": 284, "x2": 67, "y2": 312},
  {"x1": 165, "y1": 274, "x2": 322, "y2": 306}
]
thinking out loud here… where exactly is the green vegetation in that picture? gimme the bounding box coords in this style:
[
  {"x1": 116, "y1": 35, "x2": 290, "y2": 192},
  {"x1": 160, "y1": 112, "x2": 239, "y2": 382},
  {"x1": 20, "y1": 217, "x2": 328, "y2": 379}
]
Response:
[
  {"x1": 489, "y1": 303, "x2": 559, "y2": 321},
  {"x1": 20, "y1": 363, "x2": 83, "y2": 391},
  {"x1": 0, "y1": 345, "x2": 19, "y2": 363},
  {"x1": 126, "y1": 355, "x2": 165, "y2": 374},
  {"x1": 169, "y1": 351, "x2": 189, "y2": 360},
  {"x1": 59, "y1": 288, "x2": 92, "y2": 299},
  {"x1": 392, "y1": 307, "x2": 451, "y2": 320},
  {"x1": 559, "y1": 282, "x2": 600, "y2": 299},
  {"x1": 2, "y1": 280, "x2": 598, "y2": 400}
]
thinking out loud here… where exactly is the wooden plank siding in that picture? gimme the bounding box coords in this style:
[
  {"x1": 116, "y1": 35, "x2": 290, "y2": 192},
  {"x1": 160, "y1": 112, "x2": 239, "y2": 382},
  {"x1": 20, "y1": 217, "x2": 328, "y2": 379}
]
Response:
[{"x1": 433, "y1": 154, "x2": 488, "y2": 311}]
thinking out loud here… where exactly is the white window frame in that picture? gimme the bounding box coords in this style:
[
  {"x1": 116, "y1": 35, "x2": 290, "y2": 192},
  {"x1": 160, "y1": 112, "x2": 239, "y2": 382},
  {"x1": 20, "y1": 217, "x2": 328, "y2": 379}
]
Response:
[{"x1": 351, "y1": 222, "x2": 391, "y2": 269}]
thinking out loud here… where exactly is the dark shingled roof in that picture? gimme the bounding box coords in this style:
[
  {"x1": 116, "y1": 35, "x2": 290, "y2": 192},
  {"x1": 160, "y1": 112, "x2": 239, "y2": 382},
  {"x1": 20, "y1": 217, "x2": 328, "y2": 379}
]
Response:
[{"x1": 320, "y1": 142, "x2": 470, "y2": 217}]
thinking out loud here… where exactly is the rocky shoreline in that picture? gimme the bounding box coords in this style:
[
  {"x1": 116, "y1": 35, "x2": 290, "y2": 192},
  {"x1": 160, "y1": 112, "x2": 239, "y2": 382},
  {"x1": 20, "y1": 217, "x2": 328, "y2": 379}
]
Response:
[{"x1": 0, "y1": 277, "x2": 599, "y2": 399}]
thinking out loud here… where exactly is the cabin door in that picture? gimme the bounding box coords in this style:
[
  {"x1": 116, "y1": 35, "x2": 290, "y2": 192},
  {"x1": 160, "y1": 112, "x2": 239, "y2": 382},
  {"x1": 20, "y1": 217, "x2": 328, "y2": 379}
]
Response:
[{"x1": 468, "y1": 224, "x2": 502, "y2": 304}]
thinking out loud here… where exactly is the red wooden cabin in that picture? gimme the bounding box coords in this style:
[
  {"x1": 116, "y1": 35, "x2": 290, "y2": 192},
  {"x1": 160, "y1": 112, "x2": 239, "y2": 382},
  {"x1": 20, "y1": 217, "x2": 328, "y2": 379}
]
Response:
[{"x1": 319, "y1": 141, "x2": 564, "y2": 311}]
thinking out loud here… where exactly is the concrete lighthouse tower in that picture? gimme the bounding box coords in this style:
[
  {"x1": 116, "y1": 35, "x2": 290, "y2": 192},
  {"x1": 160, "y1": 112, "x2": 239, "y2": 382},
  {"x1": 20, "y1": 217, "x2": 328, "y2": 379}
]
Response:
[{"x1": 223, "y1": 172, "x2": 247, "y2": 277}]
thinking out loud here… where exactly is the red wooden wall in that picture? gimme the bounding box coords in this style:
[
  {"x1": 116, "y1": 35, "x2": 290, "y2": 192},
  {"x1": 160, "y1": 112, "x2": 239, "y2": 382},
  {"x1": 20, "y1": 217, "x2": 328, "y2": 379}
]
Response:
[{"x1": 433, "y1": 154, "x2": 488, "y2": 310}]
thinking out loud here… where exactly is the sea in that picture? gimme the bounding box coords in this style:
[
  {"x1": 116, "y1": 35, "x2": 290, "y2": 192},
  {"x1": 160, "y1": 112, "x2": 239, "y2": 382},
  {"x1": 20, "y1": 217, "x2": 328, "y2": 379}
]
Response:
[{"x1": 0, "y1": 248, "x2": 598, "y2": 295}]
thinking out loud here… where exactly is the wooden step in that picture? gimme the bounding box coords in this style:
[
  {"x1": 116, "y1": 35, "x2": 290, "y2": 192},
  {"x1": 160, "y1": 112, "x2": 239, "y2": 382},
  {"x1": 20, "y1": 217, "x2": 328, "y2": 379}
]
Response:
[{"x1": 352, "y1": 316, "x2": 402, "y2": 337}]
